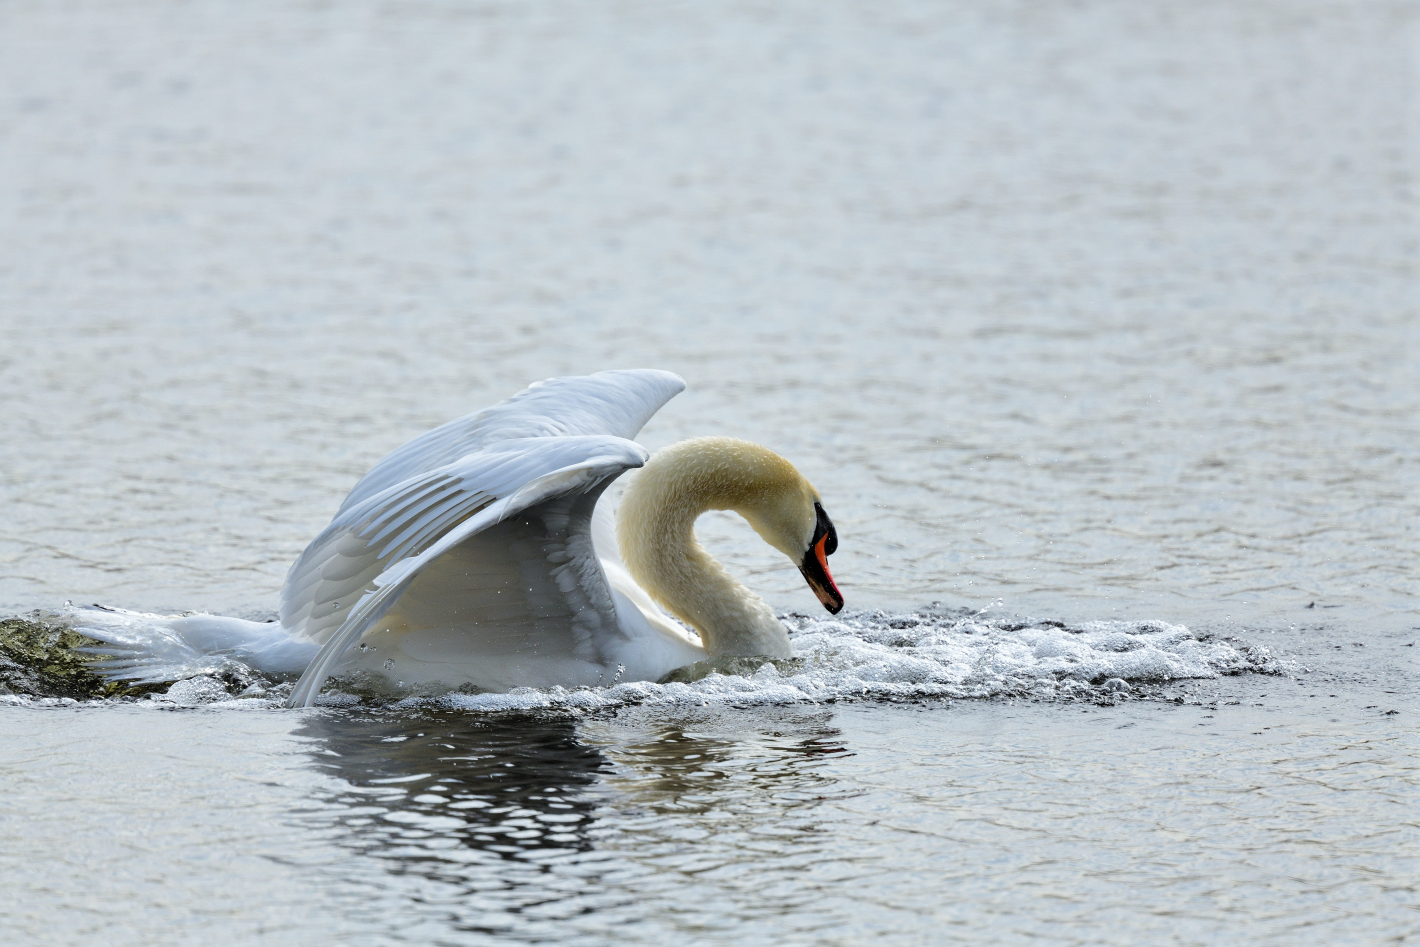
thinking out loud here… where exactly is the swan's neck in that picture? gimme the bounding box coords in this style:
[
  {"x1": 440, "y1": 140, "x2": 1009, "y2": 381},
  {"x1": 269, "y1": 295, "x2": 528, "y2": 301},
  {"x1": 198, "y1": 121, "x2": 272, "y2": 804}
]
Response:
[{"x1": 616, "y1": 438, "x2": 795, "y2": 659}]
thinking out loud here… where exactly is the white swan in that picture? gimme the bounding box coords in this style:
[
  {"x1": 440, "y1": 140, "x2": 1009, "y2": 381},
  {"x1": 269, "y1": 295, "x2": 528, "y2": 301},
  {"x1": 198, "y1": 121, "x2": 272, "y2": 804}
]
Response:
[{"x1": 79, "y1": 370, "x2": 843, "y2": 707}]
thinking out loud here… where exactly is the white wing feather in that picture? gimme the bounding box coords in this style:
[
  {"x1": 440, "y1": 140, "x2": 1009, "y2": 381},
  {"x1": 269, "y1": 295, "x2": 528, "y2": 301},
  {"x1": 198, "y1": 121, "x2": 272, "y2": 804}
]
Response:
[
  {"x1": 285, "y1": 436, "x2": 650, "y2": 707},
  {"x1": 281, "y1": 436, "x2": 646, "y2": 645},
  {"x1": 338, "y1": 369, "x2": 684, "y2": 514}
]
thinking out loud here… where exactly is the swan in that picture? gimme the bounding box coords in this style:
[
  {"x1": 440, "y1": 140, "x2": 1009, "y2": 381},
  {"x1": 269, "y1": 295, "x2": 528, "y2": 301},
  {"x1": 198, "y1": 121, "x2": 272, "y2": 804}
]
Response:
[{"x1": 79, "y1": 370, "x2": 843, "y2": 707}]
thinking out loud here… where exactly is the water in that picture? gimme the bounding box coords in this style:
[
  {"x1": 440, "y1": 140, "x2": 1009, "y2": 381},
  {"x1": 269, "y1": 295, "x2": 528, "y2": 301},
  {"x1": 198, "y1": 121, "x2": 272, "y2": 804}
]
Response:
[{"x1": 0, "y1": 0, "x2": 1416, "y2": 943}]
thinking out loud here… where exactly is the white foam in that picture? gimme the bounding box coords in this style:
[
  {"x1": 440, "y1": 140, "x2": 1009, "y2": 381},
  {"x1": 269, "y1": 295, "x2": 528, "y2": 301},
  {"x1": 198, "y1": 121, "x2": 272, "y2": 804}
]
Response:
[
  {"x1": 414, "y1": 610, "x2": 1291, "y2": 714},
  {"x1": 158, "y1": 676, "x2": 232, "y2": 705}
]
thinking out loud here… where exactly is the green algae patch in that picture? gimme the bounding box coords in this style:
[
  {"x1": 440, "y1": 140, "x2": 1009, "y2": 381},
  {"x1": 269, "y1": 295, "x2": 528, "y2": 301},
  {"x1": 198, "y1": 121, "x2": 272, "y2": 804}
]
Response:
[{"x1": 0, "y1": 618, "x2": 159, "y2": 700}]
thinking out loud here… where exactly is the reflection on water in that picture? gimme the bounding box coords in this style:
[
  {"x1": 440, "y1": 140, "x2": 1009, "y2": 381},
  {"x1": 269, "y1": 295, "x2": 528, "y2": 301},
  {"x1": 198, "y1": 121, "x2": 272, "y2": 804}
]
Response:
[
  {"x1": 296, "y1": 710, "x2": 612, "y2": 940},
  {"x1": 293, "y1": 706, "x2": 853, "y2": 942},
  {"x1": 584, "y1": 708, "x2": 859, "y2": 938},
  {"x1": 592, "y1": 706, "x2": 850, "y2": 812},
  {"x1": 299, "y1": 711, "x2": 607, "y2": 860},
  {"x1": 286, "y1": 699, "x2": 1415, "y2": 946}
]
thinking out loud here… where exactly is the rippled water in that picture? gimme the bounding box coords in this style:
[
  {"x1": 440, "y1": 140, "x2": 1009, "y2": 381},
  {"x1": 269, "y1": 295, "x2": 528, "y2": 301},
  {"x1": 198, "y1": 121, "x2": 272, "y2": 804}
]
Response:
[{"x1": 1, "y1": 0, "x2": 1415, "y2": 943}]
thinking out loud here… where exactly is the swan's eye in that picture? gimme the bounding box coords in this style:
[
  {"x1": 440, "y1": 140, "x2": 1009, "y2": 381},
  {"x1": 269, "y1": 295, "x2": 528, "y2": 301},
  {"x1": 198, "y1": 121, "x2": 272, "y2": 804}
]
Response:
[{"x1": 812, "y1": 502, "x2": 838, "y2": 556}]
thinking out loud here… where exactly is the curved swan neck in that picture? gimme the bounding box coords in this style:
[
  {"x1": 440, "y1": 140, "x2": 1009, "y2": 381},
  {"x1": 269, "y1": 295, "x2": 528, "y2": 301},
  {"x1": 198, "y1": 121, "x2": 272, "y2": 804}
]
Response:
[{"x1": 615, "y1": 437, "x2": 798, "y2": 658}]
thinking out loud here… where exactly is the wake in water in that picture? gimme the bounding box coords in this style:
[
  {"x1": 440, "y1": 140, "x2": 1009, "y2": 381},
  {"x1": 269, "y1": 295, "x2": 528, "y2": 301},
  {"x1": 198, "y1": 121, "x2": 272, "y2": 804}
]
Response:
[{"x1": 0, "y1": 604, "x2": 1293, "y2": 710}]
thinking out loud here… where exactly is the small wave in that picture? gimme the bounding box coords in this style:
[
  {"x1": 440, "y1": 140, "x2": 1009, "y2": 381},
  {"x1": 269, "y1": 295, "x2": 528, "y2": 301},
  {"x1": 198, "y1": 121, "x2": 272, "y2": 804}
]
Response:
[{"x1": 0, "y1": 608, "x2": 1293, "y2": 711}]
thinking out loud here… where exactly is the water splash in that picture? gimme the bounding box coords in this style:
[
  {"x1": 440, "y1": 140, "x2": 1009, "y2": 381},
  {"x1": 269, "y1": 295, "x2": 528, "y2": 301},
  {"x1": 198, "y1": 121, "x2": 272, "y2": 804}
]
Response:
[
  {"x1": 0, "y1": 608, "x2": 1294, "y2": 711},
  {"x1": 416, "y1": 609, "x2": 1291, "y2": 713}
]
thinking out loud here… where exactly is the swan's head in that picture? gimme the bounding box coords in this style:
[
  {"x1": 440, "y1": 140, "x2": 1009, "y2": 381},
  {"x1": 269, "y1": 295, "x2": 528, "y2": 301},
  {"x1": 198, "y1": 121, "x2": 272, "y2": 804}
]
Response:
[
  {"x1": 739, "y1": 480, "x2": 843, "y2": 615},
  {"x1": 696, "y1": 438, "x2": 845, "y2": 615}
]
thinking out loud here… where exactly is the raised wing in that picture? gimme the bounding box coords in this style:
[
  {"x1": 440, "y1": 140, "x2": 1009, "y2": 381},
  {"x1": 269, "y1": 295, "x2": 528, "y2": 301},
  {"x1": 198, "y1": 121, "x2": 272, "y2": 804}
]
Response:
[
  {"x1": 338, "y1": 369, "x2": 684, "y2": 514},
  {"x1": 283, "y1": 435, "x2": 649, "y2": 707},
  {"x1": 282, "y1": 435, "x2": 645, "y2": 645}
]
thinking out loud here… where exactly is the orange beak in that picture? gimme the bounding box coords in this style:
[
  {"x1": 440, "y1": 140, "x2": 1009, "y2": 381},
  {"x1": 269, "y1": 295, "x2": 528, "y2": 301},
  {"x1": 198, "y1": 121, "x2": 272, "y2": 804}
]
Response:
[{"x1": 799, "y1": 505, "x2": 843, "y2": 614}]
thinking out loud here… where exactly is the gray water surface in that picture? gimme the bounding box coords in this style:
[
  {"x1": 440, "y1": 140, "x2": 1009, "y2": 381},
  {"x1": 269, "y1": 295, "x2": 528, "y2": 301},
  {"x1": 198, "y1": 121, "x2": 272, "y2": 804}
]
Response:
[{"x1": 1, "y1": 0, "x2": 1416, "y2": 943}]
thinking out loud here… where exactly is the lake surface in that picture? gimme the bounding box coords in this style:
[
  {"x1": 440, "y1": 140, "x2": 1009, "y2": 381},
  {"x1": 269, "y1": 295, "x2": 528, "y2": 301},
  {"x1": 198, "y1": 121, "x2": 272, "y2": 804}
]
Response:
[{"x1": 0, "y1": 0, "x2": 1415, "y2": 944}]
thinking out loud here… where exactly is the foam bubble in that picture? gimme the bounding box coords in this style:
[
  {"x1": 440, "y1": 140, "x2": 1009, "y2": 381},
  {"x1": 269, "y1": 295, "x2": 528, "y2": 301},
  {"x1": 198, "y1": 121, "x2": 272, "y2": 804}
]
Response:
[{"x1": 158, "y1": 676, "x2": 232, "y2": 705}]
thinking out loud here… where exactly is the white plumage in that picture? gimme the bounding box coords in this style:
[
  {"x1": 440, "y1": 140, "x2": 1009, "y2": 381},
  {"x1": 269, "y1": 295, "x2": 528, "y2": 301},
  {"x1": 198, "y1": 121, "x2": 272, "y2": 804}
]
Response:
[{"x1": 73, "y1": 369, "x2": 843, "y2": 707}]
